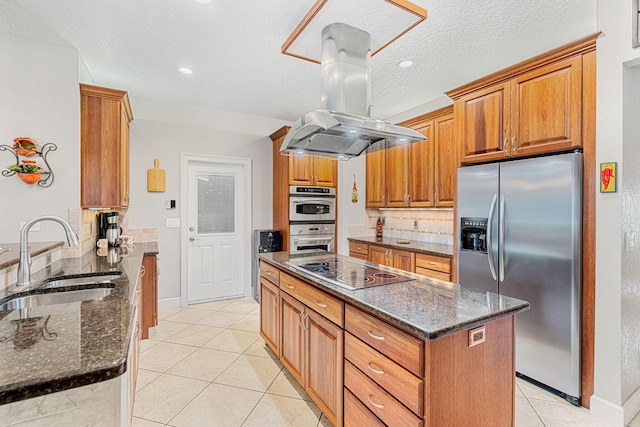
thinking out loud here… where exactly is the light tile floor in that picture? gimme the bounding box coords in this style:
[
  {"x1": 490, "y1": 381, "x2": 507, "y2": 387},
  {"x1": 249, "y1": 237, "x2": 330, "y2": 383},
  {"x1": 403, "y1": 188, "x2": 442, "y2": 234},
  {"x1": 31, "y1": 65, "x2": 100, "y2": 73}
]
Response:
[{"x1": 134, "y1": 297, "x2": 634, "y2": 427}]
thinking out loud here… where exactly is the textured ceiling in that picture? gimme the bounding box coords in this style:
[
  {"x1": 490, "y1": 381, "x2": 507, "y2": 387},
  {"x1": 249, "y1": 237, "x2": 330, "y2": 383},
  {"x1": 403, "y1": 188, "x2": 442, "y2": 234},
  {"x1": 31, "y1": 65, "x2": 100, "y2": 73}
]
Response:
[{"x1": 0, "y1": 0, "x2": 596, "y2": 122}]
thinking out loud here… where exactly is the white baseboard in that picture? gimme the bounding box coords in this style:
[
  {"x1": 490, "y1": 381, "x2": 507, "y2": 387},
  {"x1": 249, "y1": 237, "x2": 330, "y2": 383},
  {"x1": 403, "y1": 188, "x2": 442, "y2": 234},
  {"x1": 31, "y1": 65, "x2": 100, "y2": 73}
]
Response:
[
  {"x1": 158, "y1": 297, "x2": 182, "y2": 310},
  {"x1": 590, "y1": 395, "x2": 624, "y2": 426},
  {"x1": 624, "y1": 386, "x2": 640, "y2": 425}
]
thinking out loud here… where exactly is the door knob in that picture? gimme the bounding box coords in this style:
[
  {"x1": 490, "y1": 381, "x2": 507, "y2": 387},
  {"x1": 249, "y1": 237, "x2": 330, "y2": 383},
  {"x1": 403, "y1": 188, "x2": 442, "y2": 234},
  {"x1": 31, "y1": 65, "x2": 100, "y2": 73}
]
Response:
[
  {"x1": 189, "y1": 227, "x2": 194, "y2": 231},
  {"x1": 189, "y1": 237, "x2": 196, "y2": 241}
]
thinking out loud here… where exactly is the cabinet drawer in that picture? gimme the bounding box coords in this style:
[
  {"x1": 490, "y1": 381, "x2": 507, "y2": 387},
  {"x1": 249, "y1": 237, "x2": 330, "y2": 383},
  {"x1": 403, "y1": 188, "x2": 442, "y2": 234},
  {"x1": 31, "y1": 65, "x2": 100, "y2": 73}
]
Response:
[
  {"x1": 345, "y1": 361, "x2": 423, "y2": 427},
  {"x1": 344, "y1": 388, "x2": 385, "y2": 427},
  {"x1": 280, "y1": 273, "x2": 344, "y2": 327},
  {"x1": 260, "y1": 261, "x2": 280, "y2": 285},
  {"x1": 345, "y1": 332, "x2": 423, "y2": 416},
  {"x1": 415, "y1": 253, "x2": 451, "y2": 273},
  {"x1": 346, "y1": 305, "x2": 424, "y2": 377},
  {"x1": 349, "y1": 241, "x2": 369, "y2": 256},
  {"x1": 350, "y1": 252, "x2": 368, "y2": 261},
  {"x1": 415, "y1": 267, "x2": 450, "y2": 282}
]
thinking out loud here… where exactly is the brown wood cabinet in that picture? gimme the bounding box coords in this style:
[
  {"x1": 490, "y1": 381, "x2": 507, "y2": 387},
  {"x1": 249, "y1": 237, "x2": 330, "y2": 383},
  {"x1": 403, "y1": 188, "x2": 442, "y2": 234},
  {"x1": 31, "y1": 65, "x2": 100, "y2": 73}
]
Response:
[
  {"x1": 270, "y1": 126, "x2": 338, "y2": 251},
  {"x1": 279, "y1": 272, "x2": 344, "y2": 426},
  {"x1": 259, "y1": 277, "x2": 280, "y2": 355},
  {"x1": 140, "y1": 254, "x2": 158, "y2": 340},
  {"x1": 289, "y1": 155, "x2": 337, "y2": 187},
  {"x1": 260, "y1": 261, "x2": 519, "y2": 426},
  {"x1": 348, "y1": 241, "x2": 369, "y2": 261},
  {"x1": 450, "y1": 46, "x2": 586, "y2": 164},
  {"x1": 415, "y1": 253, "x2": 451, "y2": 281},
  {"x1": 368, "y1": 245, "x2": 416, "y2": 272},
  {"x1": 365, "y1": 149, "x2": 386, "y2": 208},
  {"x1": 367, "y1": 107, "x2": 455, "y2": 208},
  {"x1": 80, "y1": 84, "x2": 133, "y2": 208}
]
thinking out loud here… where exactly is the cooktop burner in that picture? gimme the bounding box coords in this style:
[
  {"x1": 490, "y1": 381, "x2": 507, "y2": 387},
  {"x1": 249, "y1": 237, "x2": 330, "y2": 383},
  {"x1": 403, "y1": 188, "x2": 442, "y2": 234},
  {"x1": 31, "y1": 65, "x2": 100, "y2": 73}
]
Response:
[{"x1": 286, "y1": 256, "x2": 415, "y2": 290}]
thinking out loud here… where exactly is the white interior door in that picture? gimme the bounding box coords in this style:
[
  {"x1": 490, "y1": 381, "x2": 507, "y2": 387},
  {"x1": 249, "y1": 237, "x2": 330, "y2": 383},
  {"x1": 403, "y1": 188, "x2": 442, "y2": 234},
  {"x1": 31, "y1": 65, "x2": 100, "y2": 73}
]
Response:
[{"x1": 182, "y1": 156, "x2": 251, "y2": 304}]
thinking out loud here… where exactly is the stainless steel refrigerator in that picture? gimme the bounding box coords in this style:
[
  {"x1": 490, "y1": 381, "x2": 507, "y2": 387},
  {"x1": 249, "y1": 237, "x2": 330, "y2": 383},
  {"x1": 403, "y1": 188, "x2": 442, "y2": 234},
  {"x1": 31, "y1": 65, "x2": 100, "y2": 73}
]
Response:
[{"x1": 456, "y1": 152, "x2": 582, "y2": 405}]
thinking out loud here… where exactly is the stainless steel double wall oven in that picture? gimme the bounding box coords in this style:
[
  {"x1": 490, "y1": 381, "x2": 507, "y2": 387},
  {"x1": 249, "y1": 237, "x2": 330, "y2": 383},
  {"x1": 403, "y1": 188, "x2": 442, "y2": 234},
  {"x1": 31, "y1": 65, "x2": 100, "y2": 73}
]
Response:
[{"x1": 289, "y1": 186, "x2": 335, "y2": 254}]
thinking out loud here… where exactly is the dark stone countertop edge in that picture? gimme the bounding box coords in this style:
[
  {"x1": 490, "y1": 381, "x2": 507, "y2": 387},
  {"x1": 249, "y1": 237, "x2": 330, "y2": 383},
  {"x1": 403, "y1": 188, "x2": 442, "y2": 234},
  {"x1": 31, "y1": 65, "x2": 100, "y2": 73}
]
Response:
[
  {"x1": 259, "y1": 254, "x2": 529, "y2": 340},
  {"x1": 0, "y1": 242, "x2": 65, "y2": 270},
  {"x1": 0, "y1": 243, "x2": 158, "y2": 406},
  {"x1": 347, "y1": 237, "x2": 453, "y2": 258}
]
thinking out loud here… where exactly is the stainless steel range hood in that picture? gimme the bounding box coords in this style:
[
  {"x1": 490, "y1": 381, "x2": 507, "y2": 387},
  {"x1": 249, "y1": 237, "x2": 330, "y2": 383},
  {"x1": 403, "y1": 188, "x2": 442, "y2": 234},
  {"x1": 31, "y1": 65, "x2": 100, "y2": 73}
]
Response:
[{"x1": 280, "y1": 23, "x2": 426, "y2": 159}]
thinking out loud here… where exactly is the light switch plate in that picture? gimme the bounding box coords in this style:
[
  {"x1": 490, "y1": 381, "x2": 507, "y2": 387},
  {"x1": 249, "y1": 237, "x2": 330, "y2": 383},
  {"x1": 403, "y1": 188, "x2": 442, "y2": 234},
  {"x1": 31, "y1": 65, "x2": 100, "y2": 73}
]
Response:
[
  {"x1": 166, "y1": 218, "x2": 180, "y2": 228},
  {"x1": 626, "y1": 231, "x2": 637, "y2": 252}
]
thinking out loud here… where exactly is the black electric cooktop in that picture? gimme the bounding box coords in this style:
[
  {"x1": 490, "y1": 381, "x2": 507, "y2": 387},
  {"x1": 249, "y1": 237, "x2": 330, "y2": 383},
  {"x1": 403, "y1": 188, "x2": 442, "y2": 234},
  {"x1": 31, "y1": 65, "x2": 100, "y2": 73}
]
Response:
[{"x1": 286, "y1": 256, "x2": 415, "y2": 290}]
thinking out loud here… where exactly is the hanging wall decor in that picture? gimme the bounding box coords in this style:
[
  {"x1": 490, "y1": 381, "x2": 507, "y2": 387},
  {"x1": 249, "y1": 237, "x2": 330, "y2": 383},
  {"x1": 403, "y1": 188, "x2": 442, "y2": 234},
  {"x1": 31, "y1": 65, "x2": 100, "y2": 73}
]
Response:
[
  {"x1": 1, "y1": 136, "x2": 57, "y2": 187},
  {"x1": 600, "y1": 162, "x2": 617, "y2": 193}
]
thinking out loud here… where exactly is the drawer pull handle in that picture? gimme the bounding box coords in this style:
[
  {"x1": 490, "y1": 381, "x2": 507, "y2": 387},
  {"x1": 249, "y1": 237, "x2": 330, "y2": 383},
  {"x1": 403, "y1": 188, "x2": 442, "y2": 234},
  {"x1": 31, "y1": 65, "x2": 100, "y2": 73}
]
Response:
[
  {"x1": 316, "y1": 301, "x2": 327, "y2": 308},
  {"x1": 367, "y1": 330, "x2": 386, "y2": 341},
  {"x1": 265, "y1": 271, "x2": 273, "y2": 275},
  {"x1": 428, "y1": 261, "x2": 437, "y2": 265},
  {"x1": 286, "y1": 285, "x2": 295, "y2": 289},
  {"x1": 367, "y1": 395, "x2": 385, "y2": 409},
  {"x1": 368, "y1": 363, "x2": 384, "y2": 375}
]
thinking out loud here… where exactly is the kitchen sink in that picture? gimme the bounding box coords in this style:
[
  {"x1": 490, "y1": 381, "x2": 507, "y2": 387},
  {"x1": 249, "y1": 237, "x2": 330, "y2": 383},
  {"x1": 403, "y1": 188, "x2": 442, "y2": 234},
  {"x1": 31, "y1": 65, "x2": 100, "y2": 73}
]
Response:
[
  {"x1": 0, "y1": 286, "x2": 114, "y2": 311},
  {"x1": 39, "y1": 273, "x2": 122, "y2": 289}
]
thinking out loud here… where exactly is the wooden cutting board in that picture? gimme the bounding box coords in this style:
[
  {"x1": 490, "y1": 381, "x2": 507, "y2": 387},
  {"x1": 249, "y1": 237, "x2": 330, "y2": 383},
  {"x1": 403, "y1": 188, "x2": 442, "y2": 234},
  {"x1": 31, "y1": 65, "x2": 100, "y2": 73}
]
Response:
[{"x1": 147, "y1": 159, "x2": 166, "y2": 192}]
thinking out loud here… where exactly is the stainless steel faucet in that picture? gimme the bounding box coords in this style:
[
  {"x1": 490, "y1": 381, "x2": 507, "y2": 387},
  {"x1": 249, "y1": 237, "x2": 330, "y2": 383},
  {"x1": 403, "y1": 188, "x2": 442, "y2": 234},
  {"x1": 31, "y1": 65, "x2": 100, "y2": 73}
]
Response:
[{"x1": 17, "y1": 216, "x2": 79, "y2": 287}]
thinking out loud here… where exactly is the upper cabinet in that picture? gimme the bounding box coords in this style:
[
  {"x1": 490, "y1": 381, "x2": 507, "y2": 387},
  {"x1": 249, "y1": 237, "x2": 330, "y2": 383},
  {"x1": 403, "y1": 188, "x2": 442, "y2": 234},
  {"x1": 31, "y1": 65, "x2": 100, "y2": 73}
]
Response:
[
  {"x1": 80, "y1": 84, "x2": 133, "y2": 208},
  {"x1": 365, "y1": 149, "x2": 386, "y2": 208},
  {"x1": 289, "y1": 155, "x2": 337, "y2": 187},
  {"x1": 448, "y1": 34, "x2": 596, "y2": 165},
  {"x1": 366, "y1": 107, "x2": 454, "y2": 209}
]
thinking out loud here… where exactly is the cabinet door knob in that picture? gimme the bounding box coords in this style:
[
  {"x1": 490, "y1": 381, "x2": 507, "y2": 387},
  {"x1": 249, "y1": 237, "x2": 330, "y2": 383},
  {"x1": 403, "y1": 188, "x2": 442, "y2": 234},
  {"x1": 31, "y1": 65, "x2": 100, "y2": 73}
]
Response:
[
  {"x1": 140, "y1": 265, "x2": 146, "y2": 277},
  {"x1": 511, "y1": 136, "x2": 516, "y2": 152}
]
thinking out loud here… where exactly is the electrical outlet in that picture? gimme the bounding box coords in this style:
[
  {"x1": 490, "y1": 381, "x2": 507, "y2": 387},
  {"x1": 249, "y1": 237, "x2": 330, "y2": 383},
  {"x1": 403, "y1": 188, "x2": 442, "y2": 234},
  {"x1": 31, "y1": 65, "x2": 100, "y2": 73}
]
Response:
[
  {"x1": 20, "y1": 222, "x2": 40, "y2": 232},
  {"x1": 413, "y1": 219, "x2": 419, "y2": 229}
]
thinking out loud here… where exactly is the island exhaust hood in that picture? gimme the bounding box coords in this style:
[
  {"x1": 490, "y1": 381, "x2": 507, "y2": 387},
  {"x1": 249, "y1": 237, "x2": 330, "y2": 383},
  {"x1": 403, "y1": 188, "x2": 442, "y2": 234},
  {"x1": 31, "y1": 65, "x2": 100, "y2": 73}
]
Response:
[{"x1": 280, "y1": 23, "x2": 426, "y2": 159}]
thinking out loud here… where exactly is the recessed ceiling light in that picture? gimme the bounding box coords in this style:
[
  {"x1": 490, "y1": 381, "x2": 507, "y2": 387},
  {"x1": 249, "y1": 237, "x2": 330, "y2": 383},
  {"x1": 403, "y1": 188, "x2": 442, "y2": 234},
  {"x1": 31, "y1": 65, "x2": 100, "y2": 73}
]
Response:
[
  {"x1": 179, "y1": 67, "x2": 193, "y2": 75},
  {"x1": 398, "y1": 60, "x2": 414, "y2": 68}
]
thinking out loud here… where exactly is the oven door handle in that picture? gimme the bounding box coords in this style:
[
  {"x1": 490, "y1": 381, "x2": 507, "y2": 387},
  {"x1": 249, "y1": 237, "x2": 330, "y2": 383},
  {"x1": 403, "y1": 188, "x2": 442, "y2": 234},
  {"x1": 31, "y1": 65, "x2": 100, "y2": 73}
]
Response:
[
  {"x1": 292, "y1": 199, "x2": 335, "y2": 205},
  {"x1": 293, "y1": 237, "x2": 334, "y2": 244}
]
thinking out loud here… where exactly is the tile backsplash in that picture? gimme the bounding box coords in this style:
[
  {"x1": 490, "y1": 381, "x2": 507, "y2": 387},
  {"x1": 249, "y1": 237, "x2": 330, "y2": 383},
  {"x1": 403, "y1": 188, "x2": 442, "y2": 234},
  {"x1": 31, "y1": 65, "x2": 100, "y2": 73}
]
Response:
[{"x1": 353, "y1": 208, "x2": 454, "y2": 245}]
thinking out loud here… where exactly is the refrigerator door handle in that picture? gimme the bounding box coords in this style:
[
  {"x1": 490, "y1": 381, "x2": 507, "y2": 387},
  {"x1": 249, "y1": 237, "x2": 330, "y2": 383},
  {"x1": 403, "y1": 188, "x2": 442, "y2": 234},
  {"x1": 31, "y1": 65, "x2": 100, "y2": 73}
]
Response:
[
  {"x1": 499, "y1": 194, "x2": 505, "y2": 282},
  {"x1": 487, "y1": 194, "x2": 498, "y2": 281}
]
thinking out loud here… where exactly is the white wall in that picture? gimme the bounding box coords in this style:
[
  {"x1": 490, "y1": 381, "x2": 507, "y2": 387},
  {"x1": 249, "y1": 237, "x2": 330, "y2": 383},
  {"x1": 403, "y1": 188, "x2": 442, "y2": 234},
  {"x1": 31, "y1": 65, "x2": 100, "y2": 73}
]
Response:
[
  {"x1": 127, "y1": 97, "x2": 290, "y2": 303},
  {"x1": 593, "y1": 2, "x2": 640, "y2": 425},
  {"x1": 0, "y1": 34, "x2": 80, "y2": 243},
  {"x1": 337, "y1": 156, "x2": 367, "y2": 254}
]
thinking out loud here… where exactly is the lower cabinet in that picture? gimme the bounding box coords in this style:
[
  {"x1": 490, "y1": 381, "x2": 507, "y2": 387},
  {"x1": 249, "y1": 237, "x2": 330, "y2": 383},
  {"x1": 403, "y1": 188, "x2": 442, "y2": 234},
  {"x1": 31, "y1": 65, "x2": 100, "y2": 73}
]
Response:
[
  {"x1": 368, "y1": 245, "x2": 416, "y2": 272},
  {"x1": 259, "y1": 277, "x2": 280, "y2": 356},
  {"x1": 278, "y1": 273, "x2": 344, "y2": 427},
  {"x1": 415, "y1": 253, "x2": 452, "y2": 281},
  {"x1": 260, "y1": 262, "x2": 516, "y2": 427},
  {"x1": 140, "y1": 254, "x2": 158, "y2": 340}
]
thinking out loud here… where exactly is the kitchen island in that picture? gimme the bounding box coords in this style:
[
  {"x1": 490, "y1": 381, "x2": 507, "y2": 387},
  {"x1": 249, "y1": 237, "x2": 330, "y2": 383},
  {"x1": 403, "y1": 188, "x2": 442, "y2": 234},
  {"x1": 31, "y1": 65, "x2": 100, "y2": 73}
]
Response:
[
  {"x1": 259, "y1": 251, "x2": 529, "y2": 427},
  {"x1": 0, "y1": 242, "x2": 158, "y2": 426}
]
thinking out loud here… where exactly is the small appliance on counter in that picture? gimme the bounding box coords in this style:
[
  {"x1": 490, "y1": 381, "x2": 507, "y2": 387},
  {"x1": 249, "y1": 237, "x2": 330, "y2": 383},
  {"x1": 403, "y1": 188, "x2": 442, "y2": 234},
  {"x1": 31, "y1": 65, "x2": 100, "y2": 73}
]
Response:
[
  {"x1": 97, "y1": 212, "x2": 122, "y2": 247},
  {"x1": 252, "y1": 230, "x2": 282, "y2": 302}
]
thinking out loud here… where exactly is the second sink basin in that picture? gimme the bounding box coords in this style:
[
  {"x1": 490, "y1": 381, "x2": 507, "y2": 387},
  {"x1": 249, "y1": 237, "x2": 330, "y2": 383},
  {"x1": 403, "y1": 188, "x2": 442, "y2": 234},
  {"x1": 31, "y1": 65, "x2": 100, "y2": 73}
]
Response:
[
  {"x1": 40, "y1": 273, "x2": 121, "y2": 289},
  {"x1": 0, "y1": 286, "x2": 114, "y2": 311}
]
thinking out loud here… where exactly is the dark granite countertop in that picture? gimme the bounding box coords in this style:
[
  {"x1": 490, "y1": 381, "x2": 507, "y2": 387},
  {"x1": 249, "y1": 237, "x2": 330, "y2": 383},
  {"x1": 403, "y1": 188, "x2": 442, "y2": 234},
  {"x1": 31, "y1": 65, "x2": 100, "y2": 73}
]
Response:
[
  {"x1": 0, "y1": 241, "x2": 65, "y2": 270},
  {"x1": 0, "y1": 242, "x2": 158, "y2": 405},
  {"x1": 348, "y1": 236, "x2": 454, "y2": 258},
  {"x1": 259, "y1": 252, "x2": 528, "y2": 340}
]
